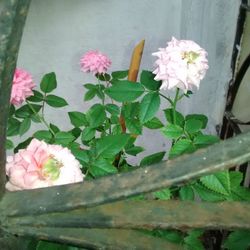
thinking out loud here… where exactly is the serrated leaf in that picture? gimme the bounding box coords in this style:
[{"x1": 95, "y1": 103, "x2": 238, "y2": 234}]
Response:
[
  {"x1": 86, "y1": 104, "x2": 106, "y2": 128},
  {"x1": 169, "y1": 139, "x2": 193, "y2": 159},
  {"x1": 96, "y1": 134, "x2": 130, "y2": 158},
  {"x1": 54, "y1": 132, "x2": 75, "y2": 145},
  {"x1": 68, "y1": 111, "x2": 88, "y2": 127},
  {"x1": 125, "y1": 146, "x2": 144, "y2": 156},
  {"x1": 46, "y1": 95, "x2": 68, "y2": 107},
  {"x1": 19, "y1": 118, "x2": 31, "y2": 136},
  {"x1": 40, "y1": 72, "x2": 57, "y2": 93},
  {"x1": 231, "y1": 186, "x2": 250, "y2": 201},
  {"x1": 153, "y1": 188, "x2": 171, "y2": 200},
  {"x1": 185, "y1": 119, "x2": 203, "y2": 134},
  {"x1": 84, "y1": 88, "x2": 96, "y2": 101},
  {"x1": 15, "y1": 104, "x2": 42, "y2": 118},
  {"x1": 164, "y1": 108, "x2": 184, "y2": 127},
  {"x1": 185, "y1": 114, "x2": 208, "y2": 129},
  {"x1": 184, "y1": 231, "x2": 205, "y2": 250},
  {"x1": 193, "y1": 134, "x2": 219, "y2": 147},
  {"x1": 111, "y1": 70, "x2": 128, "y2": 79},
  {"x1": 125, "y1": 118, "x2": 142, "y2": 135},
  {"x1": 161, "y1": 124, "x2": 183, "y2": 139},
  {"x1": 33, "y1": 130, "x2": 52, "y2": 142},
  {"x1": 229, "y1": 171, "x2": 243, "y2": 187},
  {"x1": 140, "y1": 151, "x2": 165, "y2": 167},
  {"x1": 223, "y1": 230, "x2": 250, "y2": 250},
  {"x1": 140, "y1": 70, "x2": 161, "y2": 90},
  {"x1": 179, "y1": 186, "x2": 194, "y2": 200},
  {"x1": 105, "y1": 104, "x2": 120, "y2": 116},
  {"x1": 90, "y1": 158, "x2": 118, "y2": 177},
  {"x1": 139, "y1": 92, "x2": 160, "y2": 123},
  {"x1": 81, "y1": 127, "x2": 95, "y2": 141},
  {"x1": 27, "y1": 90, "x2": 44, "y2": 102},
  {"x1": 200, "y1": 171, "x2": 231, "y2": 196},
  {"x1": 70, "y1": 147, "x2": 89, "y2": 165},
  {"x1": 105, "y1": 80, "x2": 144, "y2": 102}
]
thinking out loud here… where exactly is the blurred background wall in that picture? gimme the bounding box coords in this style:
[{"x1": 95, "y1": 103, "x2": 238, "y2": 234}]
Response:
[{"x1": 16, "y1": 0, "x2": 241, "y2": 162}]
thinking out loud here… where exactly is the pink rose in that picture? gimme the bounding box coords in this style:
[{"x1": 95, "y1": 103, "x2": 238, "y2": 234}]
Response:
[
  {"x1": 80, "y1": 50, "x2": 111, "y2": 74},
  {"x1": 6, "y1": 139, "x2": 84, "y2": 191},
  {"x1": 11, "y1": 68, "x2": 35, "y2": 106},
  {"x1": 152, "y1": 37, "x2": 209, "y2": 92}
]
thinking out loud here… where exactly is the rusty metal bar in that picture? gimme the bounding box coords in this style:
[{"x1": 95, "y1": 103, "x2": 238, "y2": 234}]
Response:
[
  {"x1": 1, "y1": 131, "x2": 250, "y2": 217},
  {"x1": 0, "y1": 0, "x2": 31, "y2": 199},
  {"x1": 6, "y1": 200, "x2": 250, "y2": 231}
]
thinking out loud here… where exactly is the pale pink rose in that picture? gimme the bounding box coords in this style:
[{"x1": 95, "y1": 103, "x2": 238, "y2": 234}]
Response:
[
  {"x1": 152, "y1": 37, "x2": 209, "y2": 92},
  {"x1": 80, "y1": 50, "x2": 111, "y2": 74},
  {"x1": 6, "y1": 139, "x2": 84, "y2": 191},
  {"x1": 10, "y1": 68, "x2": 35, "y2": 106}
]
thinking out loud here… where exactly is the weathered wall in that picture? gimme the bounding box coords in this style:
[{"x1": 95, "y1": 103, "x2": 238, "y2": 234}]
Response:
[{"x1": 16, "y1": 0, "x2": 241, "y2": 162}]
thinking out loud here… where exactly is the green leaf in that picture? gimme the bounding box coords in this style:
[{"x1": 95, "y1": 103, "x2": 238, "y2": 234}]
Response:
[
  {"x1": 49, "y1": 123, "x2": 60, "y2": 134},
  {"x1": 95, "y1": 73, "x2": 111, "y2": 81},
  {"x1": 179, "y1": 185, "x2": 194, "y2": 200},
  {"x1": 27, "y1": 90, "x2": 44, "y2": 102},
  {"x1": 161, "y1": 124, "x2": 183, "y2": 139},
  {"x1": 81, "y1": 127, "x2": 95, "y2": 141},
  {"x1": 229, "y1": 171, "x2": 243, "y2": 187},
  {"x1": 86, "y1": 104, "x2": 106, "y2": 128},
  {"x1": 90, "y1": 158, "x2": 118, "y2": 177},
  {"x1": 140, "y1": 151, "x2": 165, "y2": 167},
  {"x1": 14, "y1": 137, "x2": 33, "y2": 153},
  {"x1": 200, "y1": 171, "x2": 230, "y2": 195},
  {"x1": 169, "y1": 139, "x2": 194, "y2": 159},
  {"x1": 111, "y1": 70, "x2": 128, "y2": 79},
  {"x1": 84, "y1": 88, "x2": 96, "y2": 101},
  {"x1": 7, "y1": 118, "x2": 21, "y2": 136},
  {"x1": 105, "y1": 104, "x2": 120, "y2": 116},
  {"x1": 8, "y1": 104, "x2": 15, "y2": 117},
  {"x1": 231, "y1": 186, "x2": 250, "y2": 201},
  {"x1": 46, "y1": 95, "x2": 68, "y2": 107},
  {"x1": 139, "y1": 92, "x2": 160, "y2": 123},
  {"x1": 184, "y1": 230, "x2": 205, "y2": 250},
  {"x1": 96, "y1": 134, "x2": 130, "y2": 158},
  {"x1": 19, "y1": 118, "x2": 31, "y2": 136},
  {"x1": 185, "y1": 119, "x2": 203, "y2": 134},
  {"x1": 185, "y1": 114, "x2": 208, "y2": 129},
  {"x1": 68, "y1": 111, "x2": 88, "y2": 127},
  {"x1": 164, "y1": 108, "x2": 184, "y2": 127},
  {"x1": 15, "y1": 104, "x2": 42, "y2": 118},
  {"x1": 70, "y1": 147, "x2": 89, "y2": 165},
  {"x1": 193, "y1": 134, "x2": 219, "y2": 147},
  {"x1": 144, "y1": 117, "x2": 164, "y2": 129},
  {"x1": 193, "y1": 183, "x2": 226, "y2": 201},
  {"x1": 125, "y1": 118, "x2": 142, "y2": 135},
  {"x1": 40, "y1": 72, "x2": 57, "y2": 93},
  {"x1": 36, "y1": 240, "x2": 71, "y2": 250},
  {"x1": 153, "y1": 188, "x2": 171, "y2": 200},
  {"x1": 122, "y1": 102, "x2": 140, "y2": 118},
  {"x1": 54, "y1": 132, "x2": 75, "y2": 145},
  {"x1": 125, "y1": 146, "x2": 144, "y2": 156},
  {"x1": 33, "y1": 130, "x2": 52, "y2": 142},
  {"x1": 223, "y1": 230, "x2": 250, "y2": 250},
  {"x1": 5, "y1": 139, "x2": 14, "y2": 150},
  {"x1": 105, "y1": 80, "x2": 144, "y2": 102},
  {"x1": 140, "y1": 70, "x2": 161, "y2": 90}
]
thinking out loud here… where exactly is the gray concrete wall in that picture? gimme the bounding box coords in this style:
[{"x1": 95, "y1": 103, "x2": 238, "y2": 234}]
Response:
[{"x1": 16, "y1": 0, "x2": 241, "y2": 163}]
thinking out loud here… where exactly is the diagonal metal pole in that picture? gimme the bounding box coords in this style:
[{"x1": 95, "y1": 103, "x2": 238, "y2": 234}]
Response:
[{"x1": 0, "y1": 0, "x2": 31, "y2": 199}]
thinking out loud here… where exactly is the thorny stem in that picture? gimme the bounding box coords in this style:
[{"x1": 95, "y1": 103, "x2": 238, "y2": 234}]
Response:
[
  {"x1": 26, "y1": 101, "x2": 55, "y2": 136},
  {"x1": 172, "y1": 88, "x2": 180, "y2": 125}
]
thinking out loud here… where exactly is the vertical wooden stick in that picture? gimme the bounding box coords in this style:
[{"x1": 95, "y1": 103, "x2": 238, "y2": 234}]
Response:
[{"x1": 120, "y1": 40, "x2": 145, "y2": 132}]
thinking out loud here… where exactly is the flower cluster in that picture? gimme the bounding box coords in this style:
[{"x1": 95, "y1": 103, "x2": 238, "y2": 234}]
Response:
[
  {"x1": 152, "y1": 37, "x2": 208, "y2": 92},
  {"x1": 6, "y1": 139, "x2": 84, "y2": 191},
  {"x1": 10, "y1": 68, "x2": 35, "y2": 106},
  {"x1": 80, "y1": 50, "x2": 111, "y2": 74}
]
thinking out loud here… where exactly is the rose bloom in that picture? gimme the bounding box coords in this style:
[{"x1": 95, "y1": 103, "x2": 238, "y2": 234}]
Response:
[
  {"x1": 152, "y1": 37, "x2": 208, "y2": 92},
  {"x1": 6, "y1": 139, "x2": 84, "y2": 191},
  {"x1": 80, "y1": 50, "x2": 111, "y2": 74},
  {"x1": 11, "y1": 68, "x2": 35, "y2": 106}
]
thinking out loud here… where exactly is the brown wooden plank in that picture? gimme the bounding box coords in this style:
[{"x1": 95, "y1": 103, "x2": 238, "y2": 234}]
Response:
[
  {"x1": 4, "y1": 226, "x2": 181, "y2": 250},
  {"x1": 7, "y1": 200, "x2": 250, "y2": 230},
  {"x1": 0, "y1": 0, "x2": 31, "y2": 198},
  {"x1": 1, "y1": 131, "x2": 250, "y2": 217}
]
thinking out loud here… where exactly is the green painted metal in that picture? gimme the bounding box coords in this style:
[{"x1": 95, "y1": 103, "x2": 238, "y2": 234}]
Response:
[
  {"x1": 6, "y1": 200, "x2": 250, "y2": 230},
  {"x1": 1, "y1": 131, "x2": 250, "y2": 217},
  {"x1": 4, "y1": 227, "x2": 181, "y2": 250},
  {"x1": 0, "y1": 0, "x2": 31, "y2": 198}
]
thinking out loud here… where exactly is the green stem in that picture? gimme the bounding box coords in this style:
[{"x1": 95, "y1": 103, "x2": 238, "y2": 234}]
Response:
[
  {"x1": 159, "y1": 93, "x2": 174, "y2": 106},
  {"x1": 97, "y1": 78, "x2": 105, "y2": 105},
  {"x1": 172, "y1": 88, "x2": 180, "y2": 125},
  {"x1": 26, "y1": 101, "x2": 55, "y2": 136}
]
